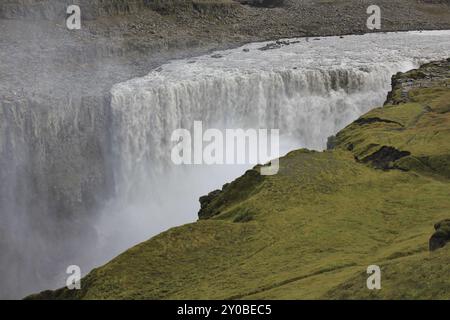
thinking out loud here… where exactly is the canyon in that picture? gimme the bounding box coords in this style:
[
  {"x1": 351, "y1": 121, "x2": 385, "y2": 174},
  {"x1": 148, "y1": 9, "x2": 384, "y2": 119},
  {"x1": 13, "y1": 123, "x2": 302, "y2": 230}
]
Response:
[{"x1": 1, "y1": 0, "x2": 450, "y2": 299}]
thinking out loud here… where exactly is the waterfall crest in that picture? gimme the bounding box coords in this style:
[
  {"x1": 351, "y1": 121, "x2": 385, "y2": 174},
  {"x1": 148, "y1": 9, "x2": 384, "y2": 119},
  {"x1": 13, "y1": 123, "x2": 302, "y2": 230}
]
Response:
[{"x1": 110, "y1": 31, "x2": 450, "y2": 197}]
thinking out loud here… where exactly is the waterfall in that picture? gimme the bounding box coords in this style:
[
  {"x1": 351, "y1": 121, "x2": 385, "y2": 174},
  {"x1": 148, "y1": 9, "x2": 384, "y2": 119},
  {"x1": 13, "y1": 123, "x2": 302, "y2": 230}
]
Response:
[
  {"x1": 102, "y1": 30, "x2": 450, "y2": 266},
  {"x1": 110, "y1": 66, "x2": 398, "y2": 195},
  {"x1": 109, "y1": 31, "x2": 450, "y2": 199},
  {"x1": 1, "y1": 30, "x2": 450, "y2": 299}
]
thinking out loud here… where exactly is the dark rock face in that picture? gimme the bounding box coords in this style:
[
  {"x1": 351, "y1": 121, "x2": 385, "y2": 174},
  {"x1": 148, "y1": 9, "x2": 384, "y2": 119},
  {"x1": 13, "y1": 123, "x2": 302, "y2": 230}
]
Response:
[
  {"x1": 385, "y1": 59, "x2": 450, "y2": 106},
  {"x1": 429, "y1": 219, "x2": 450, "y2": 251},
  {"x1": 361, "y1": 146, "x2": 411, "y2": 170},
  {"x1": 0, "y1": 93, "x2": 114, "y2": 299},
  {"x1": 326, "y1": 135, "x2": 337, "y2": 150},
  {"x1": 236, "y1": 0, "x2": 284, "y2": 8},
  {"x1": 198, "y1": 169, "x2": 263, "y2": 219},
  {"x1": 199, "y1": 190, "x2": 222, "y2": 218},
  {"x1": 0, "y1": 0, "x2": 148, "y2": 20},
  {"x1": 354, "y1": 117, "x2": 403, "y2": 127}
]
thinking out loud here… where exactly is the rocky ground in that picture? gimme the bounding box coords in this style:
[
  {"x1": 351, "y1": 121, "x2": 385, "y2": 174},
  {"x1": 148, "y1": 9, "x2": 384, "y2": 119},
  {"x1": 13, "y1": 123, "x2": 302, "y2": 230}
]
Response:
[{"x1": 2, "y1": 0, "x2": 450, "y2": 97}]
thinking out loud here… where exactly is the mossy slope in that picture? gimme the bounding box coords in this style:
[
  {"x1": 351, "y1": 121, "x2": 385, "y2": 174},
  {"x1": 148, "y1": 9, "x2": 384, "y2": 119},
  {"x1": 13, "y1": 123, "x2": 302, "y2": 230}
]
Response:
[{"x1": 29, "y1": 59, "x2": 450, "y2": 300}]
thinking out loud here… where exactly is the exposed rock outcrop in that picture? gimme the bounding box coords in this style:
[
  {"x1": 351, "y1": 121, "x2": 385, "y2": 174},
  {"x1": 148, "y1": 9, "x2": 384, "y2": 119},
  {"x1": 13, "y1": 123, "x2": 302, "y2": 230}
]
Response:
[
  {"x1": 430, "y1": 219, "x2": 450, "y2": 251},
  {"x1": 335, "y1": 59, "x2": 450, "y2": 176},
  {"x1": 236, "y1": 0, "x2": 284, "y2": 8},
  {"x1": 360, "y1": 146, "x2": 411, "y2": 170},
  {"x1": 198, "y1": 169, "x2": 264, "y2": 219}
]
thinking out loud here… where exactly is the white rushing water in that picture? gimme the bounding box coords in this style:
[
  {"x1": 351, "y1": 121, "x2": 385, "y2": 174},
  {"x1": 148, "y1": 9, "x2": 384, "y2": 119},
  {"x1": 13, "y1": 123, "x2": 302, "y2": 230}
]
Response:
[{"x1": 97, "y1": 30, "x2": 450, "y2": 259}]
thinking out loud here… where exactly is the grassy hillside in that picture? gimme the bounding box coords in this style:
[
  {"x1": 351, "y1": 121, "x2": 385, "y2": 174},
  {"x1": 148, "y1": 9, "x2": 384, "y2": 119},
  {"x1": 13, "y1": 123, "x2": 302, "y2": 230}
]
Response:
[{"x1": 29, "y1": 59, "x2": 450, "y2": 300}]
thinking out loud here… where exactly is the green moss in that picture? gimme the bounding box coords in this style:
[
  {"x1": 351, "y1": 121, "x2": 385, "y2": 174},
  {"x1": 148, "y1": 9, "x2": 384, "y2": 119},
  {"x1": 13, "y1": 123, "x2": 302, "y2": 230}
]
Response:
[
  {"x1": 232, "y1": 209, "x2": 254, "y2": 223},
  {"x1": 324, "y1": 246, "x2": 450, "y2": 300},
  {"x1": 199, "y1": 168, "x2": 264, "y2": 219},
  {"x1": 335, "y1": 84, "x2": 450, "y2": 178}
]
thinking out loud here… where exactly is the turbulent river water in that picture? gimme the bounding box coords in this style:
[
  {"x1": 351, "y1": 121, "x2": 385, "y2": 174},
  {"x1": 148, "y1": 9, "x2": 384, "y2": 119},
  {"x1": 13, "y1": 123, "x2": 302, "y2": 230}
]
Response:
[{"x1": 1, "y1": 30, "x2": 450, "y2": 298}]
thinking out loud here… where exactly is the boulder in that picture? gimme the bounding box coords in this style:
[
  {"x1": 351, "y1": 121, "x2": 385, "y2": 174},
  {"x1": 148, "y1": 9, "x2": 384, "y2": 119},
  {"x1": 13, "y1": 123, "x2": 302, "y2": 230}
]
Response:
[
  {"x1": 429, "y1": 219, "x2": 450, "y2": 251},
  {"x1": 235, "y1": 0, "x2": 284, "y2": 8}
]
